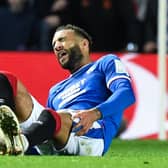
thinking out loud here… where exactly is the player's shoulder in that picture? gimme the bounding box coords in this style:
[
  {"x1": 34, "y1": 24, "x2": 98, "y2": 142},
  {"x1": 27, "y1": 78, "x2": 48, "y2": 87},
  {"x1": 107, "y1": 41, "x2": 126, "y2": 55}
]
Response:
[
  {"x1": 95, "y1": 54, "x2": 120, "y2": 67},
  {"x1": 96, "y1": 53, "x2": 120, "y2": 63}
]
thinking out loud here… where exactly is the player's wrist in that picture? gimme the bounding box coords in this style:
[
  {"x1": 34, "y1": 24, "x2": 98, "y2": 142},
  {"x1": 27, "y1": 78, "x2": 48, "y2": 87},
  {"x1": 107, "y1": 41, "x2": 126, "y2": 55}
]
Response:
[{"x1": 93, "y1": 108, "x2": 102, "y2": 120}]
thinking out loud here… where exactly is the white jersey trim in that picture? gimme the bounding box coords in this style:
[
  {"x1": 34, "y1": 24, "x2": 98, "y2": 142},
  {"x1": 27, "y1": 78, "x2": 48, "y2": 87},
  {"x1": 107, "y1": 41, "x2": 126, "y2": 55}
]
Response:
[{"x1": 107, "y1": 75, "x2": 131, "y2": 88}]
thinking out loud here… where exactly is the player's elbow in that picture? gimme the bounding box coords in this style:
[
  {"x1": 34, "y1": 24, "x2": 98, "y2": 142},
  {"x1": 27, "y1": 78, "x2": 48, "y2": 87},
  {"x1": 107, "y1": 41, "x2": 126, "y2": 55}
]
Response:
[{"x1": 128, "y1": 87, "x2": 136, "y2": 106}]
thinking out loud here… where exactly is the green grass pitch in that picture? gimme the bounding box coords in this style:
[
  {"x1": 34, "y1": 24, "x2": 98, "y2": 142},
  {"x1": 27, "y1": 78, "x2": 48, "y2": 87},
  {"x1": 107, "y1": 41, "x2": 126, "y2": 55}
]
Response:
[{"x1": 0, "y1": 139, "x2": 168, "y2": 168}]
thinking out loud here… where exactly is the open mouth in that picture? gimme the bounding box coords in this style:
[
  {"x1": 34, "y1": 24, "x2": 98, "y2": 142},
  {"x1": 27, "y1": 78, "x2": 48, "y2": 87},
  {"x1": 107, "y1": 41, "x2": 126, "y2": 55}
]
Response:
[
  {"x1": 58, "y1": 50, "x2": 68, "y2": 59},
  {"x1": 57, "y1": 50, "x2": 69, "y2": 64}
]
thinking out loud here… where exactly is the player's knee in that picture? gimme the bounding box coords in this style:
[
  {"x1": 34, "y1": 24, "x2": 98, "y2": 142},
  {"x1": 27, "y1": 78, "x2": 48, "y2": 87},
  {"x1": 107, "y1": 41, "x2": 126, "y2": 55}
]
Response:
[
  {"x1": 0, "y1": 71, "x2": 17, "y2": 110},
  {"x1": 44, "y1": 109, "x2": 72, "y2": 136},
  {"x1": 56, "y1": 112, "x2": 73, "y2": 137},
  {"x1": 0, "y1": 71, "x2": 17, "y2": 97}
]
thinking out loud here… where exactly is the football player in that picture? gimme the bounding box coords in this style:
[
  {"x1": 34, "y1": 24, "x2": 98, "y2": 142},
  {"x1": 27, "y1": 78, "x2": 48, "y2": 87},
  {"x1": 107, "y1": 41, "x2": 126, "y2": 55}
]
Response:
[{"x1": 0, "y1": 24, "x2": 135, "y2": 156}]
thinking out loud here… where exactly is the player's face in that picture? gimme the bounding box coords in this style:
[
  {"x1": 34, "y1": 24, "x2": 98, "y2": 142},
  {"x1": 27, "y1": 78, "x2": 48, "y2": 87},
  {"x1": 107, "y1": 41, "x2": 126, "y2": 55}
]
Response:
[{"x1": 52, "y1": 29, "x2": 84, "y2": 72}]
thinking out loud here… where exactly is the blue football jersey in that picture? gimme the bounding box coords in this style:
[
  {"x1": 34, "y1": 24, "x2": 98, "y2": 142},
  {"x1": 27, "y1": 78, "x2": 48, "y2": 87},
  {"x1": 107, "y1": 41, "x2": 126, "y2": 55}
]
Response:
[{"x1": 47, "y1": 54, "x2": 135, "y2": 154}]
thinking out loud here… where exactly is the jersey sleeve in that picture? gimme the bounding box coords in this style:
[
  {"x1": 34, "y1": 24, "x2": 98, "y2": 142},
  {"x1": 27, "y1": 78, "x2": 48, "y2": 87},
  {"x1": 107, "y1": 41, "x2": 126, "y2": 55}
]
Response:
[
  {"x1": 95, "y1": 54, "x2": 135, "y2": 119},
  {"x1": 98, "y1": 54, "x2": 131, "y2": 92}
]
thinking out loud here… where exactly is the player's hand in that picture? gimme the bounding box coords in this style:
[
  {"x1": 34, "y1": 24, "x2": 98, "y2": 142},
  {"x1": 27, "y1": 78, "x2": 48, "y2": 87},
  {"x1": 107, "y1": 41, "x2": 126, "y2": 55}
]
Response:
[{"x1": 72, "y1": 108, "x2": 101, "y2": 136}]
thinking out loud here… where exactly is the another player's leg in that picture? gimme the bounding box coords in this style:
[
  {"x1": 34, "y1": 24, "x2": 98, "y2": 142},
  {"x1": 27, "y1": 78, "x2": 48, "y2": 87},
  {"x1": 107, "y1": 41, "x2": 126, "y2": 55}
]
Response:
[
  {"x1": 0, "y1": 104, "x2": 66, "y2": 154},
  {"x1": 0, "y1": 71, "x2": 72, "y2": 155},
  {"x1": 22, "y1": 108, "x2": 61, "y2": 149},
  {"x1": 18, "y1": 109, "x2": 72, "y2": 154},
  {"x1": 0, "y1": 72, "x2": 16, "y2": 110},
  {"x1": 0, "y1": 72, "x2": 24, "y2": 155}
]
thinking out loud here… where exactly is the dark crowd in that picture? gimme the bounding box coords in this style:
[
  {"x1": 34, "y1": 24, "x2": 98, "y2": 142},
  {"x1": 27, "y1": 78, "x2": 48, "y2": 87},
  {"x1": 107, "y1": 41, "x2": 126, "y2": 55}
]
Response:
[{"x1": 0, "y1": 0, "x2": 157, "y2": 53}]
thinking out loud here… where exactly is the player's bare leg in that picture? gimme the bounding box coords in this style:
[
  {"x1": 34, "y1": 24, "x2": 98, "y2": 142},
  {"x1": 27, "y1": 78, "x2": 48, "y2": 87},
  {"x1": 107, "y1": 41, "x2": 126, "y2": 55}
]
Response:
[
  {"x1": 0, "y1": 72, "x2": 73, "y2": 154},
  {"x1": 22, "y1": 109, "x2": 72, "y2": 150},
  {"x1": 0, "y1": 72, "x2": 33, "y2": 155},
  {"x1": 14, "y1": 80, "x2": 33, "y2": 123}
]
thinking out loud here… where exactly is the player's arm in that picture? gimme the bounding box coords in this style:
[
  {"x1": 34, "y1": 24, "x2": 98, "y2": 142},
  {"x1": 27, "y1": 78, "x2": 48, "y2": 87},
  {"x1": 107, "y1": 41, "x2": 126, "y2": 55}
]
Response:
[
  {"x1": 96, "y1": 78, "x2": 135, "y2": 118},
  {"x1": 73, "y1": 78, "x2": 135, "y2": 136},
  {"x1": 95, "y1": 55, "x2": 136, "y2": 119}
]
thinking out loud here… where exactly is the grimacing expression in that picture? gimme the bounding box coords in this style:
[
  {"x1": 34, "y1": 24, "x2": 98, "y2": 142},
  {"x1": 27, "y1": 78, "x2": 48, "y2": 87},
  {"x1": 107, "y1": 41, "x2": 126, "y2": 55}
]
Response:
[
  {"x1": 52, "y1": 29, "x2": 84, "y2": 72},
  {"x1": 59, "y1": 44, "x2": 83, "y2": 71}
]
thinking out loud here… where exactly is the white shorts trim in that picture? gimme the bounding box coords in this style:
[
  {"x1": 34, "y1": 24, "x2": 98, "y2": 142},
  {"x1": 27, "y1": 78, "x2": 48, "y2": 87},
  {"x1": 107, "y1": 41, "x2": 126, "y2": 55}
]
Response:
[
  {"x1": 37, "y1": 132, "x2": 104, "y2": 156},
  {"x1": 54, "y1": 133, "x2": 104, "y2": 156}
]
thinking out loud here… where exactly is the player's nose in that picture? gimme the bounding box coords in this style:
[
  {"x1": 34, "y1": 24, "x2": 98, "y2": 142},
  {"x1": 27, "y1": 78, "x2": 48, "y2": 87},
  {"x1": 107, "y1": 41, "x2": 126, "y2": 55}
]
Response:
[{"x1": 55, "y1": 42, "x2": 63, "y2": 51}]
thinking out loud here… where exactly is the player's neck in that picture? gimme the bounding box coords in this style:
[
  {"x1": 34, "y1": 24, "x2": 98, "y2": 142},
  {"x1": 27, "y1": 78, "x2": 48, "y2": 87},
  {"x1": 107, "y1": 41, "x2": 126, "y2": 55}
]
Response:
[{"x1": 70, "y1": 56, "x2": 92, "y2": 74}]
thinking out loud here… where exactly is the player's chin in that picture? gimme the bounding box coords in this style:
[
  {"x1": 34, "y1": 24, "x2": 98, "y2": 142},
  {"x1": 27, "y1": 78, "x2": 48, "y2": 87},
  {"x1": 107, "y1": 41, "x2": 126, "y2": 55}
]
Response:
[{"x1": 60, "y1": 61, "x2": 70, "y2": 69}]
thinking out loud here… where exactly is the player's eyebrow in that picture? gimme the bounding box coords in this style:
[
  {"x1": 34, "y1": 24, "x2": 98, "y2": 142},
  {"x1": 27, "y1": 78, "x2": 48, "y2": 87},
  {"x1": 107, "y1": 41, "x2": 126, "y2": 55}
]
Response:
[{"x1": 52, "y1": 37, "x2": 66, "y2": 47}]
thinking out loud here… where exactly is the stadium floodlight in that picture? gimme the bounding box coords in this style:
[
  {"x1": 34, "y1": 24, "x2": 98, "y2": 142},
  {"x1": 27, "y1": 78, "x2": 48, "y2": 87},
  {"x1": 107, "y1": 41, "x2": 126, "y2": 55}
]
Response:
[{"x1": 158, "y1": 0, "x2": 167, "y2": 140}]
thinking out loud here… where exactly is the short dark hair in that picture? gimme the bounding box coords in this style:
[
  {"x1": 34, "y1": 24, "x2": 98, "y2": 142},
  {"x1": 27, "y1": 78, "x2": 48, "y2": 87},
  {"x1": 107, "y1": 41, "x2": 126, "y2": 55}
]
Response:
[{"x1": 56, "y1": 24, "x2": 93, "y2": 51}]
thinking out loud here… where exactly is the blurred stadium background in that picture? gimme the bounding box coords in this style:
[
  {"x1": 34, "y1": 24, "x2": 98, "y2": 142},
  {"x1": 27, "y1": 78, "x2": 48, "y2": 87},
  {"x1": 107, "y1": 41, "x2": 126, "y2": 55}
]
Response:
[{"x1": 0, "y1": 0, "x2": 168, "y2": 164}]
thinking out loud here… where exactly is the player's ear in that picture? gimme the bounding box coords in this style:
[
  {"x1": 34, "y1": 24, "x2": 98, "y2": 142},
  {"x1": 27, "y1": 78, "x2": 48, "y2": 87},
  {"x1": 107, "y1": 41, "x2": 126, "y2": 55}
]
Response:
[
  {"x1": 83, "y1": 39, "x2": 89, "y2": 47},
  {"x1": 80, "y1": 39, "x2": 89, "y2": 50}
]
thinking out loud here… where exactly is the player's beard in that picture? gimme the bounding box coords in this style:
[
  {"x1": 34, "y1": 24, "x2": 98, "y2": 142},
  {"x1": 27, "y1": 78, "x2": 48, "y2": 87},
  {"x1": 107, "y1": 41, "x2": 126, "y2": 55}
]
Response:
[{"x1": 60, "y1": 44, "x2": 83, "y2": 73}]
